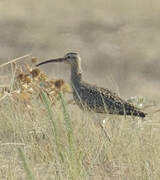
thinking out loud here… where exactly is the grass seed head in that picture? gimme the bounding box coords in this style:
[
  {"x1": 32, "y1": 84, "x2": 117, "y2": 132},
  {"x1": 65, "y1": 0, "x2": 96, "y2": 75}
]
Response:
[
  {"x1": 54, "y1": 79, "x2": 64, "y2": 89},
  {"x1": 1, "y1": 56, "x2": 71, "y2": 107},
  {"x1": 30, "y1": 68, "x2": 40, "y2": 78},
  {"x1": 31, "y1": 57, "x2": 38, "y2": 63}
]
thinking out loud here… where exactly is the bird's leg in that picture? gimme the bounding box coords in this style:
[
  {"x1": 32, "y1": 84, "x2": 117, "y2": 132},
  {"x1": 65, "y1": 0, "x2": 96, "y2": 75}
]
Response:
[
  {"x1": 92, "y1": 114, "x2": 111, "y2": 142},
  {"x1": 99, "y1": 118, "x2": 111, "y2": 142}
]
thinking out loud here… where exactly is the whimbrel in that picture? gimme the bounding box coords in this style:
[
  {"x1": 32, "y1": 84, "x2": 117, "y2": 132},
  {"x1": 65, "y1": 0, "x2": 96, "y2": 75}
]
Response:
[{"x1": 36, "y1": 52, "x2": 146, "y2": 118}]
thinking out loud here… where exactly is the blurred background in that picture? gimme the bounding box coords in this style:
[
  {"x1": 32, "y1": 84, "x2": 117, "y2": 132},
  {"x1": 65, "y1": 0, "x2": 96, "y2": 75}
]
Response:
[{"x1": 1, "y1": 0, "x2": 160, "y2": 98}]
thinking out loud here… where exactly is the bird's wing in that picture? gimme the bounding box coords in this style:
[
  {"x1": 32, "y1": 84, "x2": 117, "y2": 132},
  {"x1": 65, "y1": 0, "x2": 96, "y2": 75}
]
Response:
[{"x1": 81, "y1": 82, "x2": 144, "y2": 115}]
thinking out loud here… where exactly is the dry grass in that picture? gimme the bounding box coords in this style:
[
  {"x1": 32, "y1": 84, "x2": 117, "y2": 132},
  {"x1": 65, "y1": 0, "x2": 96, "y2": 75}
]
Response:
[{"x1": 0, "y1": 56, "x2": 160, "y2": 180}]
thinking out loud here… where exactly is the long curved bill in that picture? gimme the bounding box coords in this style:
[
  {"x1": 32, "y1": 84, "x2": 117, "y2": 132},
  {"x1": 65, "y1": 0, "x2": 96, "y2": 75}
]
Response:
[{"x1": 36, "y1": 58, "x2": 65, "y2": 67}]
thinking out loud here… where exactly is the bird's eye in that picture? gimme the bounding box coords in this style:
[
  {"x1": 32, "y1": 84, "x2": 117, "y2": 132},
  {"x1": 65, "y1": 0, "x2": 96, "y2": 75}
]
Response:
[{"x1": 67, "y1": 55, "x2": 71, "y2": 58}]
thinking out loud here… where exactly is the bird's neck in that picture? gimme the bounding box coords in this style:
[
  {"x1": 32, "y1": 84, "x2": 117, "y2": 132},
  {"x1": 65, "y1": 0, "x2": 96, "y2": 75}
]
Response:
[{"x1": 71, "y1": 63, "x2": 83, "y2": 87}]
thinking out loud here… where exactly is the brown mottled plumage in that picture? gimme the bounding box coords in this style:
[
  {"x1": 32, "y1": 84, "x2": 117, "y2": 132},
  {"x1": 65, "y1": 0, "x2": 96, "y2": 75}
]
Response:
[{"x1": 36, "y1": 52, "x2": 146, "y2": 118}]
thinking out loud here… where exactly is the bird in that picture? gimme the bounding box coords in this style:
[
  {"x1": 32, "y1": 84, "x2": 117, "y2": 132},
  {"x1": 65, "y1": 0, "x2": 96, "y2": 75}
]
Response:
[{"x1": 36, "y1": 52, "x2": 146, "y2": 118}]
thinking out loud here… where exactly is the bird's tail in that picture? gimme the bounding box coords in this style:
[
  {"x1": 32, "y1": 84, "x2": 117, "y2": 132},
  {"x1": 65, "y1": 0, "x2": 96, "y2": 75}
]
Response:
[
  {"x1": 123, "y1": 103, "x2": 147, "y2": 118},
  {"x1": 131, "y1": 109, "x2": 147, "y2": 118}
]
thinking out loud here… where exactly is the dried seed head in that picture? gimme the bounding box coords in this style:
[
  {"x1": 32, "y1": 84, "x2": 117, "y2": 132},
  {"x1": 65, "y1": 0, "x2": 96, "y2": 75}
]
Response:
[
  {"x1": 39, "y1": 72, "x2": 48, "y2": 81},
  {"x1": 31, "y1": 57, "x2": 38, "y2": 63},
  {"x1": 54, "y1": 79, "x2": 64, "y2": 89},
  {"x1": 31, "y1": 68, "x2": 40, "y2": 78},
  {"x1": 6, "y1": 55, "x2": 70, "y2": 107},
  {"x1": 24, "y1": 74, "x2": 31, "y2": 83},
  {"x1": 17, "y1": 73, "x2": 25, "y2": 81}
]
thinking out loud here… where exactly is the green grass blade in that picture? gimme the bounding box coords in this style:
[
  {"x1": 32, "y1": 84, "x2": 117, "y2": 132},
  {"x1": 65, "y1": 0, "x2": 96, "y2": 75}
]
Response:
[
  {"x1": 59, "y1": 92, "x2": 73, "y2": 142},
  {"x1": 59, "y1": 92, "x2": 79, "y2": 176},
  {"x1": 40, "y1": 91, "x2": 58, "y2": 142},
  {"x1": 18, "y1": 148, "x2": 35, "y2": 180}
]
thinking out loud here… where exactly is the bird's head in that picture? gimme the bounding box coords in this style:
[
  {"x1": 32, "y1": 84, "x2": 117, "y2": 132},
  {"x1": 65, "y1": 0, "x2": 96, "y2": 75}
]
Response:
[
  {"x1": 36, "y1": 52, "x2": 81, "y2": 67},
  {"x1": 64, "y1": 52, "x2": 80, "y2": 65}
]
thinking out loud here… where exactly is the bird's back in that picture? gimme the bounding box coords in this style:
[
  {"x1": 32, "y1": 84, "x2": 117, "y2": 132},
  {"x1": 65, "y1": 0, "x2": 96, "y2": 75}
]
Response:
[{"x1": 72, "y1": 81, "x2": 146, "y2": 118}]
